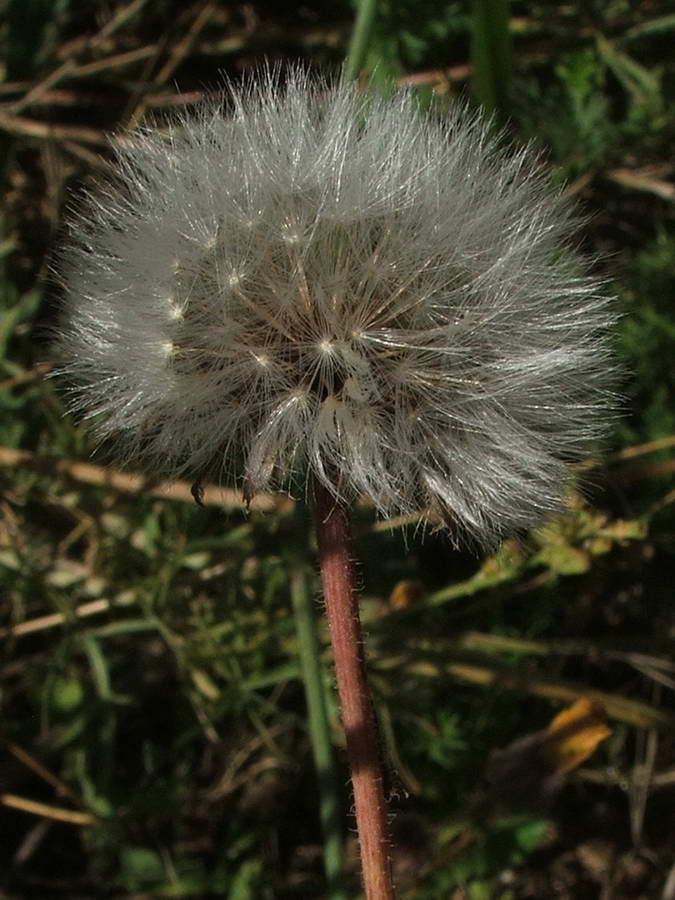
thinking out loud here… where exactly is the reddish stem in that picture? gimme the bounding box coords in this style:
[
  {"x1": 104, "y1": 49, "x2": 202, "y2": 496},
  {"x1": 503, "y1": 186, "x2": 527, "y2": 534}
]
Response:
[{"x1": 312, "y1": 477, "x2": 396, "y2": 900}]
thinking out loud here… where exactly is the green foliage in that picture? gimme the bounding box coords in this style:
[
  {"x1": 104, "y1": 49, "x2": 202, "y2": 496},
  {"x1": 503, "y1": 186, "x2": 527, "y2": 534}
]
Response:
[
  {"x1": 3, "y1": 0, "x2": 70, "y2": 79},
  {"x1": 351, "y1": 0, "x2": 466, "y2": 85},
  {"x1": 517, "y1": 48, "x2": 614, "y2": 177},
  {"x1": 516, "y1": 31, "x2": 668, "y2": 180},
  {"x1": 432, "y1": 816, "x2": 548, "y2": 894},
  {"x1": 618, "y1": 232, "x2": 675, "y2": 444}
]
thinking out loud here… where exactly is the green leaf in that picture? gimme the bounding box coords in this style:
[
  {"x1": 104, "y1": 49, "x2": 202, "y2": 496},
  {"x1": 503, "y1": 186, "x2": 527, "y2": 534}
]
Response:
[
  {"x1": 51, "y1": 675, "x2": 84, "y2": 713},
  {"x1": 0, "y1": 287, "x2": 42, "y2": 358},
  {"x1": 626, "y1": 14, "x2": 675, "y2": 40},
  {"x1": 120, "y1": 846, "x2": 165, "y2": 890},
  {"x1": 596, "y1": 33, "x2": 660, "y2": 102},
  {"x1": 228, "y1": 859, "x2": 263, "y2": 900},
  {"x1": 512, "y1": 816, "x2": 548, "y2": 853}
]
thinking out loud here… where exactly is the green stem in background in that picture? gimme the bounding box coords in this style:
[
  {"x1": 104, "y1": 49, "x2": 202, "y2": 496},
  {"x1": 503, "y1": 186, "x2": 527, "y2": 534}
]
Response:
[
  {"x1": 289, "y1": 560, "x2": 347, "y2": 899},
  {"x1": 345, "y1": 0, "x2": 379, "y2": 82},
  {"x1": 471, "y1": 0, "x2": 512, "y2": 120}
]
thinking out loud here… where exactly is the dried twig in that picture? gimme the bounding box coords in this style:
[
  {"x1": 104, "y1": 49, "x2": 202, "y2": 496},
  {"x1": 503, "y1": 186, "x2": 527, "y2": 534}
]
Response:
[
  {"x1": 1, "y1": 793, "x2": 95, "y2": 826},
  {"x1": 0, "y1": 445, "x2": 289, "y2": 512},
  {"x1": 7, "y1": 0, "x2": 152, "y2": 114},
  {"x1": 607, "y1": 167, "x2": 675, "y2": 202},
  {"x1": 5, "y1": 742, "x2": 84, "y2": 808},
  {"x1": 378, "y1": 655, "x2": 674, "y2": 729},
  {"x1": 0, "y1": 113, "x2": 106, "y2": 145},
  {"x1": 0, "y1": 597, "x2": 134, "y2": 640},
  {"x1": 126, "y1": 1, "x2": 217, "y2": 128},
  {"x1": 607, "y1": 434, "x2": 675, "y2": 461}
]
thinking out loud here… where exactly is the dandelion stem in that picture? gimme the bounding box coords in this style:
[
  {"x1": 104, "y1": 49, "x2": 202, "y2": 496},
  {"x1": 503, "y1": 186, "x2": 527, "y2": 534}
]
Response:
[
  {"x1": 312, "y1": 476, "x2": 396, "y2": 900},
  {"x1": 289, "y1": 559, "x2": 347, "y2": 899}
]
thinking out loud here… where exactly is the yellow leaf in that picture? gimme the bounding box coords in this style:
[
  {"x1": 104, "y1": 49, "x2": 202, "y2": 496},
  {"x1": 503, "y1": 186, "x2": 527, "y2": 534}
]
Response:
[
  {"x1": 388, "y1": 579, "x2": 424, "y2": 609},
  {"x1": 543, "y1": 699, "x2": 611, "y2": 775}
]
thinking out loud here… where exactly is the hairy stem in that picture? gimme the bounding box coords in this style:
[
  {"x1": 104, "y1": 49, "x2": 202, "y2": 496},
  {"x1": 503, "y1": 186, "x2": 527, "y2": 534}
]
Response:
[{"x1": 312, "y1": 476, "x2": 395, "y2": 899}]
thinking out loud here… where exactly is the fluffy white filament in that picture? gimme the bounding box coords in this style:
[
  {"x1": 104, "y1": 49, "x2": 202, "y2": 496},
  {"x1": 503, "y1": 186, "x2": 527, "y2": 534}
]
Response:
[{"x1": 56, "y1": 69, "x2": 615, "y2": 547}]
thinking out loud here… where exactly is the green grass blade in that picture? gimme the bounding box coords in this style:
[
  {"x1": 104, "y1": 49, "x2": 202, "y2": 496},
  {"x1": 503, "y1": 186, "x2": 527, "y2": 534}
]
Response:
[
  {"x1": 344, "y1": 0, "x2": 379, "y2": 82},
  {"x1": 471, "y1": 0, "x2": 512, "y2": 119},
  {"x1": 290, "y1": 564, "x2": 347, "y2": 900}
]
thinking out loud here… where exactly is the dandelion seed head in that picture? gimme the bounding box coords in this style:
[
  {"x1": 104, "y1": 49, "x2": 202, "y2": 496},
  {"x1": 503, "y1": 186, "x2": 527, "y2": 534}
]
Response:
[{"x1": 55, "y1": 67, "x2": 616, "y2": 547}]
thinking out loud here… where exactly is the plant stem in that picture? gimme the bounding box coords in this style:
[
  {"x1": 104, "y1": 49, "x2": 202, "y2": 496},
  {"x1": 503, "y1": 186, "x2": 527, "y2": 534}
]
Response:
[
  {"x1": 312, "y1": 476, "x2": 396, "y2": 900},
  {"x1": 290, "y1": 563, "x2": 347, "y2": 900},
  {"x1": 470, "y1": 0, "x2": 512, "y2": 120},
  {"x1": 344, "y1": 0, "x2": 378, "y2": 82}
]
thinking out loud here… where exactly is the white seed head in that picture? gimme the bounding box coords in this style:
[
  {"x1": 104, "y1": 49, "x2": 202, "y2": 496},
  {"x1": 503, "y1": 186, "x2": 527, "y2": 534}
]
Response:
[{"x1": 54, "y1": 68, "x2": 616, "y2": 547}]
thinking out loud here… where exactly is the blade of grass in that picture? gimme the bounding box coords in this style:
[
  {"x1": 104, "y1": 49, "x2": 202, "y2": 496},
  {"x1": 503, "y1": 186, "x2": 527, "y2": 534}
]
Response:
[
  {"x1": 471, "y1": 0, "x2": 512, "y2": 119},
  {"x1": 344, "y1": 0, "x2": 379, "y2": 82},
  {"x1": 80, "y1": 634, "x2": 131, "y2": 705},
  {"x1": 626, "y1": 13, "x2": 675, "y2": 40},
  {"x1": 378, "y1": 653, "x2": 674, "y2": 729},
  {"x1": 290, "y1": 562, "x2": 347, "y2": 900}
]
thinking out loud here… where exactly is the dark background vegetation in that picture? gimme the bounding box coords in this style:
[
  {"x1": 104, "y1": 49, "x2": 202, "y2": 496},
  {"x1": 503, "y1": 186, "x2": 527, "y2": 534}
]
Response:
[{"x1": 1, "y1": 1, "x2": 674, "y2": 897}]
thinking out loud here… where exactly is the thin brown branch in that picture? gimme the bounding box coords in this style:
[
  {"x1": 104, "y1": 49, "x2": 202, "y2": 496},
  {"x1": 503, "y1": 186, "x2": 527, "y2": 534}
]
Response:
[
  {"x1": 126, "y1": 2, "x2": 217, "y2": 128},
  {"x1": 61, "y1": 140, "x2": 107, "y2": 169},
  {"x1": 95, "y1": 0, "x2": 152, "y2": 43},
  {"x1": 70, "y1": 46, "x2": 157, "y2": 78},
  {"x1": 1, "y1": 793, "x2": 95, "y2": 826},
  {"x1": 7, "y1": 61, "x2": 77, "y2": 114},
  {"x1": 459, "y1": 631, "x2": 675, "y2": 672},
  {"x1": 8, "y1": 0, "x2": 152, "y2": 114},
  {"x1": 0, "y1": 364, "x2": 50, "y2": 391},
  {"x1": 606, "y1": 434, "x2": 675, "y2": 461},
  {"x1": 398, "y1": 64, "x2": 472, "y2": 86},
  {"x1": 155, "y1": 2, "x2": 217, "y2": 85},
  {"x1": 0, "y1": 113, "x2": 107, "y2": 145},
  {"x1": 0, "y1": 596, "x2": 133, "y2": 640},
  {"x1": 5, "y1": 743, "x2": 84, "y2": 808},
  {"x1": 619, "y1": 458, "x2": 675, "y2": 483},
  {"x1": 607, "y1": 168, "x2": 675, "y2": 202},
  {"x1": 0, "y1": 446, "x2": 289, "y2": 512},
  {"x1": 650, "y1": 485, "x2": 675, "y2": 513},
  {"x1": 381, "y1": 655, "x2": 674, "y2": 730}
]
